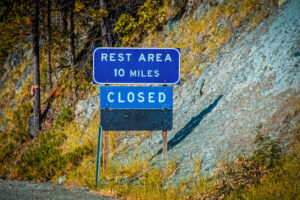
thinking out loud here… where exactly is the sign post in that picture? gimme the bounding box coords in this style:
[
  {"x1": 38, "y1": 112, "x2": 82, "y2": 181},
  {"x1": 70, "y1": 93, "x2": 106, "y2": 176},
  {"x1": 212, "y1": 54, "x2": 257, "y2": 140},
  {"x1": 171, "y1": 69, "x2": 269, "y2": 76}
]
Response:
[
  {"x1": 103, "y1": 131, "x2": 109, "y2": 172},
  {"x1": 95, "y1": 126, "x2": 102, "y2": 186},
  {"x1": 162, "y1": 130, "x2": 168, "y2": 156}
]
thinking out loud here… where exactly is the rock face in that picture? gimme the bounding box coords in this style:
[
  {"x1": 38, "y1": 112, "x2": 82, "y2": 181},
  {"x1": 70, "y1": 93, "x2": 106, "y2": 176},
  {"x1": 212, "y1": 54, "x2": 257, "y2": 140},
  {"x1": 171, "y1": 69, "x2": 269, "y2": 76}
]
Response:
[
  {"x1": 75, "y1": 95, "x2": 100, "y2": 127},
  {"x1": 0, "y1": 110, "x2": 4, "y2": 132},
  {"x1": 7, "y1": 52, "x2": 22, "y2": 70},
  {"x1": 15, "y1": 64, "x2": 32, "y2": 94},
  {"x1": 0, "y1": 52, "x2": 22, "y2": 89},
  {"x1": 164, "y1": 15, "x2": 181, "y2": 36},
  {"x1": 131, "y1": 0, "x2": 300, "y2": 178}
]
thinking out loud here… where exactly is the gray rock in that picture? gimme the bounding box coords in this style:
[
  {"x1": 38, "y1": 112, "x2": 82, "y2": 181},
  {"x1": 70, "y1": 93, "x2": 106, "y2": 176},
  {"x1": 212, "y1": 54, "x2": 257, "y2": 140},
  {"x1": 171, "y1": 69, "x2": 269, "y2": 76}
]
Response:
[
  {"x1": 195, "y1": 3, "x2": 209, "y2": 20},
  {"x1": 0, "y1": 52, "x2": 22, "y2": 88},
  {"x1": 28, "y1": 117, "x2": 35, "y2": 138},
  {"x1": 10, "y1": 99, "x2": 16, "y2": 109},
  {"x1": 170, "y1": 0, "x2": 185, "y2": 8},
  {"x1": 57, "y1": 176, "x2": 67, "y2": 185},
  {"x1": 216, "y1": 0, "x2": 225, "y2": 4},
  {"x1": 75, "y1": 95, "x2": 100, "y2": 127},
  {"x1": 0, "y1": 125, "x2": 4, "y2": 132},
  {"x1": 8, "y1": 52, "x2": 22, "y2": 70},
  {"x1": 0, "y1": 110, "x2": 4, "y2": 132},
  {"x1": 164, "y1": 15, "x2": 181, "y2": 36},
  {"x1": 15, "y1": 64, "x2": 32, "y2": 94}
]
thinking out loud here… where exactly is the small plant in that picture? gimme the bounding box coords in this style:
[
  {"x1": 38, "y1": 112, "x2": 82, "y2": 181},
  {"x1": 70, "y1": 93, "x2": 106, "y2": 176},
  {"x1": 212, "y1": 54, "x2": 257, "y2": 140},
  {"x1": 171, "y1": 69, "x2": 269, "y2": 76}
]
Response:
[
  {"x1": 114, "y1": 14, "x2": 138, "y2": 44},
  {"x1": 11, "y1": 103, "x2": 32, "y2": 143},
  {"x1": 0, "y1": 142, "x2": 15, "y2": 167},
  {"x1": 55, "y1": 105, "x2": 73, "y2": 127},
  {"x1": 231, "y1": 125, "x2": 300, "y2": 199},
  {"x1": 66, "y1": 144, "x2": 94, "y2": 168},
  {"x1": 214, "y1": 124, "x2": 283, "y2": 199},
  {"x1": 16, "y1": 131, "x2": 67, "y2": 180},
  {"x1": 114, "y1": 0, "x2": 166, "y2": 46},
  {"x1": 252, "y1": 124, "x2": 282, "y2": 169}
]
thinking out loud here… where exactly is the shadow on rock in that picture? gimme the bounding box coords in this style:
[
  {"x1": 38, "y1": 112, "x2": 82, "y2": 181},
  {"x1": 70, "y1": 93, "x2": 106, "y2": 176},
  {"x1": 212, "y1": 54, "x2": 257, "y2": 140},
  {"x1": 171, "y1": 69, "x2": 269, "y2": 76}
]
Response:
[{"x1": 151, "y1": 95, "x2": 223, "y2": 160}]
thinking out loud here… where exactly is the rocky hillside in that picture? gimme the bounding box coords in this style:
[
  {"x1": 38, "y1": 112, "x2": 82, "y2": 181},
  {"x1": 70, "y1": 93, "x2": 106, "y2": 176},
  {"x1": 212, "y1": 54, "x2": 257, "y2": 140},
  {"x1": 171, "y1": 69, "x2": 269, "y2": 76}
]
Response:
[{"x1": 135, "y1": 0, "x2": 300, "y2": 177}]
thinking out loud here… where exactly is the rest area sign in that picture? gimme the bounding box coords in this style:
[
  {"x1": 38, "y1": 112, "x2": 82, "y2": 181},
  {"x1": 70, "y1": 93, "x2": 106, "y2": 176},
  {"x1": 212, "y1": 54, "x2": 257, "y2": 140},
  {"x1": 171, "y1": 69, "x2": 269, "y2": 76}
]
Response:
[{"x1": 93, "y1": 48, "x2": 180, "y2": 84}]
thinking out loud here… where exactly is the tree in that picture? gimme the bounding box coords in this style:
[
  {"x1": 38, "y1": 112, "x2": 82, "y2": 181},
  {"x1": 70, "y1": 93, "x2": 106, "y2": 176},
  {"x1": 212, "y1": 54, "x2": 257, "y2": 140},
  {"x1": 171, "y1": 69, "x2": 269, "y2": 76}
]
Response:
[
  {"x1": 99, "y1": 0, "x2": 111, "y2": 47},
  {"x1": 32, "y1": 0, "x2": 41, "y2": 137},
  {"x1": 69, "y1": 0, "x2": 77, "y2": 102},
  {"x1": 47, "y1": 0, "x2": 52, "y2": 90}
]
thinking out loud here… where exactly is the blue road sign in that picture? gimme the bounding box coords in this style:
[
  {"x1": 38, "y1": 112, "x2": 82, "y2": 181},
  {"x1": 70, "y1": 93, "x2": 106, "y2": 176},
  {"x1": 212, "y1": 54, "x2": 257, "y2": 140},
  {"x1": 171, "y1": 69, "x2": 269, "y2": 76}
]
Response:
[
  {"x1": 100, "y1": 86, "x2": 173, "y2": 109},
  {"x1": 93, "y1": 48, "x2": 180, "y2": 84}
]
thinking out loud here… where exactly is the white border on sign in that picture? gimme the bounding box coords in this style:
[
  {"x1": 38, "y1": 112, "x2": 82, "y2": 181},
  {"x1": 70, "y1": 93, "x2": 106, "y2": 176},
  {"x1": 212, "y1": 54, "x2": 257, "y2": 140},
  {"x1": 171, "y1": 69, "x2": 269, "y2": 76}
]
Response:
[{"x1": 93, "y1": 47, "x2": 181, "y2": 85}]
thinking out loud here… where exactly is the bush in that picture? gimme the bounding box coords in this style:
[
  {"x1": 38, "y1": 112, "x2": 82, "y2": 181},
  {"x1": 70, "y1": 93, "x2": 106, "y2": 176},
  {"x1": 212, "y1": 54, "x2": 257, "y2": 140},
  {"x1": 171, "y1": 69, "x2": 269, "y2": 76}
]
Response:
[
  {"x1": 66, "y1": 144, "x2": 94, "y2": 168},
  {"x1": 214, "y1": 125, "x2": 282, "y2": 199},
  {"x1": 114, "y1": 14, "x2": 138, "y2": 44},
  {"x1": 114, "y1": 0, "x2": 166, "y2": 46},
  {"x1": 230, "y1": 127, "x2": 300, "y2": 199},
  {"x1": 55, "y1": 106, "x2": 73, "y2": 127},
  {"x1": 252, "y1": 125, "x2": 281, "y2": 169},
  {"x1": 0, "y1": 142, "x2": 16, "y2": 164},
  {"x1": 11, "y1": 103, "x2": 32, "y2": 143},
  {"x1": 16, "y1": 131, "x2": 67, "y2": 180}
]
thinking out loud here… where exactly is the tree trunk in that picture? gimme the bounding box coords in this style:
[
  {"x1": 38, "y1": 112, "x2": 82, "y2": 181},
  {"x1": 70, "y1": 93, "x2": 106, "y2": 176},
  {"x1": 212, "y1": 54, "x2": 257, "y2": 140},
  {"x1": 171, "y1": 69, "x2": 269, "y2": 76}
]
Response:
[
  {"x1": 47, "y1": 0, "x2": 52, "y2": 90},
  {"x1": 32, "y1": 0, "x2": 41, "y2": 137},
  {"x1": 70, "y1": 1, "x2": 75, "y2": 67},
  {"x1": 70, "y1": 0, "x2": 77, "y2": 102},
  {"x1": 60, "y1": 5, "x2": 68, "y2": 33},
  {"x1": 99, "y1": 0, "x2": 111, "y2": 47}
]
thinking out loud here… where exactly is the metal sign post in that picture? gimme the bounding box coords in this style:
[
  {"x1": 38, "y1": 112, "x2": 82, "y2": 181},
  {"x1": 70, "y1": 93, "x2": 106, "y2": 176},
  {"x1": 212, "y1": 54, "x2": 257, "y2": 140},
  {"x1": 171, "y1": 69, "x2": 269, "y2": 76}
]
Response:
[{"x1": 95, "y1": 126, "x2": 102, "y2": 186}]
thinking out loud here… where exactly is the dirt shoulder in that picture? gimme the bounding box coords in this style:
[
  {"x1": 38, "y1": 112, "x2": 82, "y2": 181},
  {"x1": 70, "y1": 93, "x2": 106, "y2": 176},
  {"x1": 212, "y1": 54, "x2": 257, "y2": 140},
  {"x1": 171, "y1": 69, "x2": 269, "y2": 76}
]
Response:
[{"x1": 0, "y1": 179, "x2": 117, "y2": 200}]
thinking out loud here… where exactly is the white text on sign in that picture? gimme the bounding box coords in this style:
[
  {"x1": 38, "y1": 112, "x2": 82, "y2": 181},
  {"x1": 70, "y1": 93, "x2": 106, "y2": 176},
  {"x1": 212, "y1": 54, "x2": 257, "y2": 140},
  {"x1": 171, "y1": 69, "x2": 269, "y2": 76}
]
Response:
[
  {"x1": 100, "y1": 53, "x2": 172, "y2": 62},
  {"x1": 114, "y1": 69, "x2": 159, "y2": 78},
  {"x1": 107, "y1": 92, "x2": 166, "y2": 104}
]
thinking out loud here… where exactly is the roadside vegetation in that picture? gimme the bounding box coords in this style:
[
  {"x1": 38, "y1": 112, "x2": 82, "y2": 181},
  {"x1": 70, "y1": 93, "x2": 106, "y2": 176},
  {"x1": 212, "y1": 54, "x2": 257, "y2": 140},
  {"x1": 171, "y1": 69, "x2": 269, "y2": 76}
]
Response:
[{"x1": 1, "y1": 110, "x2": 299, "y2": 199}]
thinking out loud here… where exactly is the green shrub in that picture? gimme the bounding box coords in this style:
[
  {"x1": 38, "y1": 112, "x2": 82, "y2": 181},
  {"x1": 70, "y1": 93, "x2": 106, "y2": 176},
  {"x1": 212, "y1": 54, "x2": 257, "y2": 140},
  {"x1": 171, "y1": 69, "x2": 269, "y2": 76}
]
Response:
[
  {"x1": 214, "y1": 124, "x2": 283, "y2": 199},
  {"x1": 11, "y1": 103, "x2": 32, "y2": 143},
  {"x1": 252, "y1": 124, "x2": 282, "y2": 169},
  {"x1": 0, "y1": 142, "x2": 15, "y2": 164},
  {"x1": 114, "y1": 14, "x2": 138, "y2": 44},
  {"x1": 55, "y1": 106, "x2": 73, "y2": 127},
  {"x1": 66, "y1": 144, "x2": 94, "y2": 168},
  {"x1": 229, "y1": 127, "x2": 300, "y2": 200},
  {"x1": 114, "y1": 0, "x2": 166, "y2": 46},
  {"x1": 16, "y1": 131, "x2": 67, "y2": 180}
]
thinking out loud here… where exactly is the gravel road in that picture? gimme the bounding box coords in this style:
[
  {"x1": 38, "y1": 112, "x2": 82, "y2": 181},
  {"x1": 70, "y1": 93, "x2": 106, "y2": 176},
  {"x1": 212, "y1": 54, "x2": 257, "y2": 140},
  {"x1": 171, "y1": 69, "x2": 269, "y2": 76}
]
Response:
[{"x1": 0, "y1": 179, "x2": 117, "y2": 200}]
